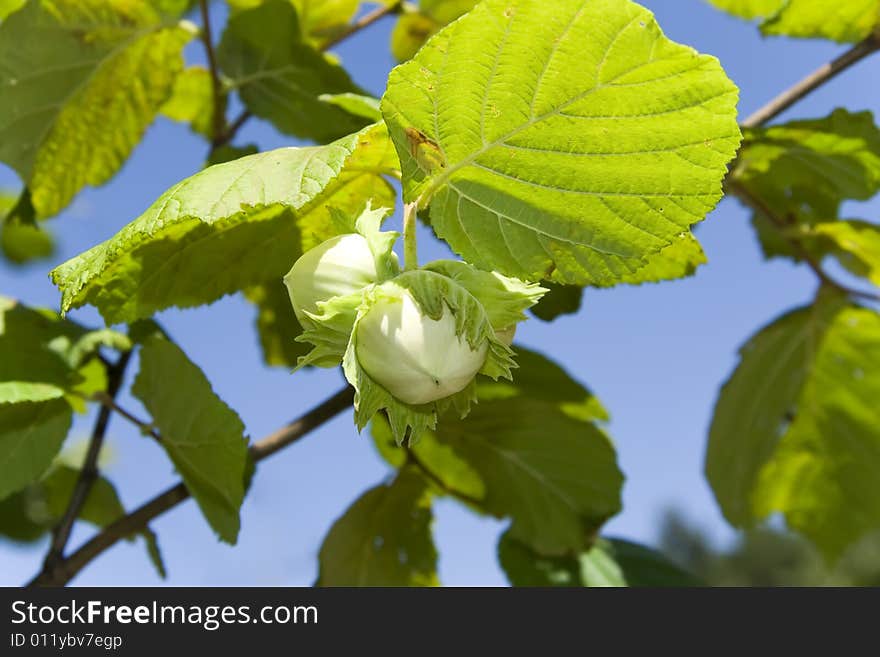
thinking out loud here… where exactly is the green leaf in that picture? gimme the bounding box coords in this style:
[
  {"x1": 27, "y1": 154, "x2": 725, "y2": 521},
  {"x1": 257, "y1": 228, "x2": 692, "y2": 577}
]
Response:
[
  {"x1": 616, "y1": 232, "x2": 707, "y2": 285},
  {"x1": 319, "y1": 93, "x2": 382, "y2": 121},
  {"x1": 386, "y1": 347, "x2": 620, "y2": 554},
  {"x1": 218, "y1": 0, "x2": 369, "y2": 143},
  {"x1": 736, "y1": 110, "x2": 880, "y2": 220},
  {"x1": 317, "y1": 468, "x2": 439, "y2": 586},
  {"x1": 499, "y1": 530, "x2": 699, "y2": 586},
  {"x1": 40, "y1": 463, "x2": 125, "y2": 527},
  {"x1": 1, "y1": 220, "x2": 54, "y2": 265},
  {"x1": 0, "y1": 399, "x2": 72, "y2": 501},
  {"x1": 291, "y1": 0, "x2": 359, "y2": 45},
  {"x1": 132, "y1": 336, "x2": 249, "y2": 543},
  {"x1": 160, "y1": 66, "x2": 214, "y2": 138},
  {"x1": 51, "y1": 123, "x2": 397, "y2": 324},
  {"x1": 706, "y1": 298, "x2": 845, "y2": 526},
  {"x1": 372, "y1": 413, "x2": 487, "y2": 501},
  {"x1": 811, "y1": 220, "x2": 880, "y2": 287},
  {"x1": 390, "y1": 0, "x2": 478, "y2": 61},
  {"x1": 245, "y1": 280, "x2": 310, "y2": 368},
  {"x1": 762, "y1": 0, "x2": 880, "y2": 43},
  {"x1": 530, "y1": 282, "x2": 583, "y2": 321},
  {"x1": 751, "y1": 306, "x2": 880, "y2": 559},
  {"x1": 0, "y1": 298, "x2": 91, "y2": 404},
  {"x1": 707, "y1": 0, "x2": 880, "y2": 42},
  {"x1": 0, "y1": 0, "x2": 25, "y2": 21},
  {"x1": 0, "y1": 488, "x2": 45, "y2": 542},
  {"x1": 381, "y1": 0, "x2": 741, "y2": 286},
  {"x1": 0, "y1": 0, "x2": 194, "y2": 218},
  {"x1": 706, "y1": 0, "x2": 784, "y2": 20}
]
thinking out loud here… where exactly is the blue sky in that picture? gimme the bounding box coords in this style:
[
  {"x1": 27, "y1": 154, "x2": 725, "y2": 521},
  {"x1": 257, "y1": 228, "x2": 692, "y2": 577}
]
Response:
[{"x1": 1, "y1": 1, "x2": 878, "y2": 585}]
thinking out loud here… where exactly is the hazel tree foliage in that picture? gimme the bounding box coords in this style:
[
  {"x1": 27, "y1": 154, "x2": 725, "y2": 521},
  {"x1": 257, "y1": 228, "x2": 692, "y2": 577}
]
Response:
[{"x1": 1, "y1": 0, "x2": 879, "y2": 587}]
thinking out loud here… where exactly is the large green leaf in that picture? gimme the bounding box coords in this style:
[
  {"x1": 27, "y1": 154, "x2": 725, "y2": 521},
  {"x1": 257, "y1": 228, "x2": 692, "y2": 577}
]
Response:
[
  {"x1": 218, "y1": 0, "x2": 368, "y2": 143},
  {"x1": 381, "y1": 0, "x2": 741, "y2": 286},
  {"x1": 0, "y1": 399, "x2": 72, "y2": 501},
  {"x1": 706, "y1": 297, "x2": 845, "y2": 526},
  {"x1": 375, "y1": 347, "x2": 620, "y2": 555},
  {"x1": 0, "y1": 0, "x2": 193, "y2": 218},
  {"x1": 132, "y1": 337, "x2": 249, "y2": 543},
  {"x1": 499, "y1": 530, "x2": 699, "y2": 586},
  {"x1": 752, "y1": 306, "x2": 880, "y2": 559},
  {"x1": 708, "y1": 295, "x2": 880, "y2": 558},
  {"x1": 52, "y1": 123, "x2": 397, "y2": 324},
  {"x1": 317, "y1": 468, "x2": 438, "y2": 586}
]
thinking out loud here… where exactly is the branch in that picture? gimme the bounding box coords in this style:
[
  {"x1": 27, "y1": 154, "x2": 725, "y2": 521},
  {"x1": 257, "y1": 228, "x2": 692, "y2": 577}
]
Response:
[
  {"x1": 322, "y1": 1, "x2": 403, "y2": 51},
  {"x1": 198, "y1": 0, "x2": 226, "y2": 146},
  {"x1": 39, "y1": 351, "x2": 132, "y2": 581},
  {"x1": 742, "y1": 34, "x2": 880, "y2": 129},
  {"x1": 28, "y1": 385, "x2": 355, "y2": 587},
  {"x1": 729, "y1": 181, "x2": 880, "y2": 303}
]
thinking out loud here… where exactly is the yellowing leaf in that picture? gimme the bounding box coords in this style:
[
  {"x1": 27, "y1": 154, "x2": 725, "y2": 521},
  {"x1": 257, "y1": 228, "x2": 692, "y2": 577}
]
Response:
[{"x1": 0, "y1": 0, "x2": 194, "y2": 218}]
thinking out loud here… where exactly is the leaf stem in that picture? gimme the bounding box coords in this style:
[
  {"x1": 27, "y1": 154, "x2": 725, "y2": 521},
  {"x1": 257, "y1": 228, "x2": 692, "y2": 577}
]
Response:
[
  {"x1": 403, "y1": 201, "x2": 419, "y2": 270},
  {"x1": 27, "y1": 385, "x2": 355, "y2": 587},
  {"x1": 91, "y1": 392, "x2": 163, "y2": 442},
  {"x1": 742, "y1": 33, "x2": 880, "y2": 128},
  {"x1": 198, "y1": 0, "x2": 226, "y2": 147},
  {"x1": 729, "y1": 181, "x2": 880, "y2": 303},
  {"x1": 38, "y1": 351, "x2": 132, "y2": 584}
]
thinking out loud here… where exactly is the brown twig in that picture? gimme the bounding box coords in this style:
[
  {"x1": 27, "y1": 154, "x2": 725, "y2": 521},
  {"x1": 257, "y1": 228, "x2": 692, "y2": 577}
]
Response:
[
  {"x1": 198, "y1": 0, "x2": 227, "y2": 145},
  {"x1": 742, "y1": 34, "x2": 880, "y2": 129},
  {"x1": 28, "y1": 385, "x2": 355, "y2": 587},
  {"x1": 39, "y1": 351, "x2": 132, "y2": 582},
  {"x1": 322, "y1": 1, "x2": 403, "y2": 51},
  {"x1": 90, "y1": 392, "x2": 162, "y2": 442},
  {"x1": 729, "y1": 181, "x2": 880, "y2": 303}
]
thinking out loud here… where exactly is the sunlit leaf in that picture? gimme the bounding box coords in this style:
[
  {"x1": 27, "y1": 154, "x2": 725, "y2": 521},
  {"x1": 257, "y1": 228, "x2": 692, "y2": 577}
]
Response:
[
  {"x1": 0, "y1": 0, "x2": 194, "y2": 217},
  {"x1": 52, "y1": 124, "x2": 397, "y2": 324},
  {"x1": 382, "y1": 0, "x2": 741, "y2": 286}
]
